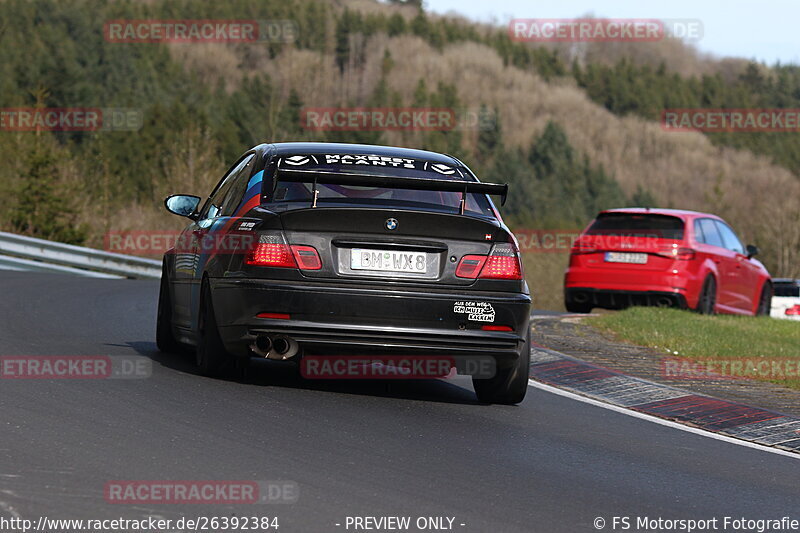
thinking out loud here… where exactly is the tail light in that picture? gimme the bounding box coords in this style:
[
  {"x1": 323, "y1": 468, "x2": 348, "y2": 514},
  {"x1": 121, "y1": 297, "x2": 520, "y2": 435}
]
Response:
[
  {"x1": 455, "y1": 255, "x2": 487, "y2": 278},
  {"x1": 672, "y1": 247, "x2": 695, "y2": 260},
  {"x1": 257, "y1": 312, "x2": 291, "y2": 319},
  {"x1": 291, "y1": 245, "x2": 322, "y2": 270},
  {"x1": 570, "y1": 239, "x2": 597, "y2": 255},
  {"x1": 246, "y1": 234, "x2": 321, "y2": 270},
  {"x1": 246, "y1": 234, "x2": 295, "y2": 267},
  {"x1": 481, "y1": 325, "x2": 513, "y2": 331},
  {"x1": 482, "y1": 251, "x2": 523, "y2": 279},
  {"x1": 654, "y1": 245, "x2": 696, "y2": 260},
  {"x1": 786, "y1": 305, "x2": 800, "y2": 316},
  {"x1": 455, "y1": 243, "x2": 523, "y2": 280}
]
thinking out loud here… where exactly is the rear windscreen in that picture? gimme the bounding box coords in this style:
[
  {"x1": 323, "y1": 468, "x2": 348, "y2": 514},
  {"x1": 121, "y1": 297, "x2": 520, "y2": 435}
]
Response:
[
  {"x1": 774, "y1": 283, "x2": 800, "y2": 297},
  {"x1": 264, "y1": 154, "x2": 495, "y2": 217},
  {"x1": 586, "y1": 213, "x2": 685, "y2": 240}
]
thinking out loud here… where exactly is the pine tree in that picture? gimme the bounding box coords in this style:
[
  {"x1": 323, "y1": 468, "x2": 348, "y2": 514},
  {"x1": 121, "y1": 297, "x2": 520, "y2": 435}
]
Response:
[
  {"x1": 477, "y1": 104, "x2": 501, "y2": 156},
  {"x1": 335, "y1": 10, "x2": 356, "y2": 73},
  {"x1": 11, "y1": 140, "x2": 87, "y2": 244},
  {"x1": 387, "y1": 13, "x2": 406, "y2": 36}
]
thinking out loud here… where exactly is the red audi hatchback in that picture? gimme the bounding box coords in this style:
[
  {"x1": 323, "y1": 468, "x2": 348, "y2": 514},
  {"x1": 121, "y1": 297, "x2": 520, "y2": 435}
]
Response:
[{"x1": 564, "y1": 208, "x2": 772, "y2": 315}]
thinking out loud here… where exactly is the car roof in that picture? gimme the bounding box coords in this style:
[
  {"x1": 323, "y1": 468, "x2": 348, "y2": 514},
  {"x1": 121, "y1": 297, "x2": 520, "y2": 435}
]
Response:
[
  {"x1": 599, "y1": 207, "x2": 721, "y2": 221},
  {"x1": 773, "y1": 278, "x2": 800, "y2": 284},
  {"x1": 264, "y1": 142, "x2": 463, "y2": 166}
]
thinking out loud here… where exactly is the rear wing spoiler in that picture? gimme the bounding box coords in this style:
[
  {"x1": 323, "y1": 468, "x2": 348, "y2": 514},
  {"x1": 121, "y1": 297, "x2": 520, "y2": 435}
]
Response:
[{"x1": 275, "y1": 168, "x2": 508, "y2": 214}]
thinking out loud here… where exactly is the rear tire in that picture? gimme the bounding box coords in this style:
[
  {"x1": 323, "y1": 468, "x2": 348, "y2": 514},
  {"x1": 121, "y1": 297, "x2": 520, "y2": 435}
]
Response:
[
  {"x1": 695, "y1": 276, "x2": 717, "y2": 315},
  {"x1": 156, "y1": 262, "x2": 181, "y2": 354},
  {"x1": 756, "y1": 282, "x2": 772, "y2": 316},
  {"x1": 473, "y1": 331, "x2": 530, "y2": 405},
  {"x1": 195, "y1": 279, "x2": 230, "y2": 377}
]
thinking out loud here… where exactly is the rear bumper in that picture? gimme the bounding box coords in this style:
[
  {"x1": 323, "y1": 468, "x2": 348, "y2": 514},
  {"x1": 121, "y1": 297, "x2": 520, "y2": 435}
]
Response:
[
  {"x1": 564, "y1": 264, "x2": 703, "y2": 309},
  {"x1": 565, "y1": 287, "x2": 688, "y2": 310},
  {"x1": 565, "y1": 266, "x2": 692, "y2": 291},
  {"x1": 210, "y1": 277, "x2": 531, "y2": 359}
]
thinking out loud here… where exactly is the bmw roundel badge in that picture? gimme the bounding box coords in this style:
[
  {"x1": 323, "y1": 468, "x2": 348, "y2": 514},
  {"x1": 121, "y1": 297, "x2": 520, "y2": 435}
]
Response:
[{"x1": 385, "y1": 218, "x2": 398, "y2": 231}]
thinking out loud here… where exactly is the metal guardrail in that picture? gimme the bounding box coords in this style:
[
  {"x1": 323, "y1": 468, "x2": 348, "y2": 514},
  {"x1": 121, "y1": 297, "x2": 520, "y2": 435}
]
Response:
[
  {"x1": 0, "y1": 253, "x2": 124, "y2": 278},
  {"x1": 0, "y1": 231, "x2": 161, "y2": 279}
]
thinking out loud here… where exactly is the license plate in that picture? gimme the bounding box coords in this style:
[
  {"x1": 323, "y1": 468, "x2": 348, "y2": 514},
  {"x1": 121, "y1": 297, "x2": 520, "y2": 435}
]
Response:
[
  {"x1": 605, "y1": 252, "x2": 648, "y2": 264},
  {"x1": 351, "y1": 249, "x2": 427, "y2": 273}
]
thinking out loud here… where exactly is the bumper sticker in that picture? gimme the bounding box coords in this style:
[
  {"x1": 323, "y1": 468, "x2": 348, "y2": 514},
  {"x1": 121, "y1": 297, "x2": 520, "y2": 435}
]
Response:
[{"x1": 453, "y1": 301, "x2": 496, "y2": 322}]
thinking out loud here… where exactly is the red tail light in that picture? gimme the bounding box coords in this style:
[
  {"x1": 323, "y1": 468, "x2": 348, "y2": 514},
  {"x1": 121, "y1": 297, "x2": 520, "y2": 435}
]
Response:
[
  {"x1": 246, "y1": 241, "x2": 296, "y2": 267},
  {"x1": 571, "y1": 240, "x2": 597, "y2": 255},
  {"x1": 257, "y1": 312, "x2": 291, "y2": 320},
  {"x1": 481, "y1": 255, "x2": 523, "y2": 279},
  {"x1": 291, "y1": 245, "x2": 322, "y2": 270},
  {"x1": 654, "y1": 245, "x2": 696, "y2": 260},
  {"x1": 455, "y1": 255, "x2": 487, "y2": 278},
  {"x1": 481, "y1": 325, "x2": 513, "y2": 331},
  {"x1": 786, "y1": 305, "x2": 800, "y2": 316},
  {"x1": 246, "y1": 235, "x2": 322, "y2": 270},
  {"x1": 455, "y1": 243, "x2": 523, "y2": 280}
]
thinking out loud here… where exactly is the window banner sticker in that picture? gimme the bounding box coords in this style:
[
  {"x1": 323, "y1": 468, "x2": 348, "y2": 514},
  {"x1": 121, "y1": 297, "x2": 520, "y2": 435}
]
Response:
[{"x1": 277, "y1": 155, "x2": 465, "y2": 177}]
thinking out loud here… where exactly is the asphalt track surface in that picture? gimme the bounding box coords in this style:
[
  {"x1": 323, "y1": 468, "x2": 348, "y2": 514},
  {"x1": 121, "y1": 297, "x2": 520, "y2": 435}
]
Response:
[{"x1": 1, "y1": 272, "x2": 799, "y2": 532}]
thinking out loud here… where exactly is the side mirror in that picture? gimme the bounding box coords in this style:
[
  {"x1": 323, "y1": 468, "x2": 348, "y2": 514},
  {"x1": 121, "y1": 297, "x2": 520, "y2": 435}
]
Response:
[
  {"x1": 746, "y1": 244, "x2": 759, "y2": 259},
  {"x1": 164, "y1": 195, "x2": 200, "y2": 219}
]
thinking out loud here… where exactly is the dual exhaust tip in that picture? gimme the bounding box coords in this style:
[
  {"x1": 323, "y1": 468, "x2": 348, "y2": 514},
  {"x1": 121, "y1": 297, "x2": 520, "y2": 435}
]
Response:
[{"x1": 251, "y1": 335, "x2": 299, "y2": 360}]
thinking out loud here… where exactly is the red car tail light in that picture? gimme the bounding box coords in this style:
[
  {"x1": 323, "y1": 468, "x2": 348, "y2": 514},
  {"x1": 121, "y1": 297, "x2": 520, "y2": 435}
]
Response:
[
  {"x1": 570, "y1": 240, "x2": 597, "y2": 255},
  {"x1": 247, "y1": 234, "x2": 323, "y2": 270},
  {"x1": 481, "y1": 325, "x2": 513, "y2": 331},
  {"x1": 257, "y1": 312, "x2": 291, "y2": 319},
  {"x1": 291, "y1": 245, "x2": 322, "y2": 270},
  {"x1": 457, "y1": 243, "x2": 524, "y2": 280},
  {"x1": 246, "y1": 238, "x2": 297, "y2": 268},
  {"x1": 481, "y1": 255, "x2": 523, "y2": 279},
  {"x1": 481, "y1": 243, "x2": 523, "y2": 279},
  {"x1": 655, "y1": 245, "x2": 696, "y2": 261},
  {"x1": 786, "y1": 305, "x2": 800, "y2": 316},
  {"x1": 455, "y1": 255, "x2": 487, "y2": 278}
]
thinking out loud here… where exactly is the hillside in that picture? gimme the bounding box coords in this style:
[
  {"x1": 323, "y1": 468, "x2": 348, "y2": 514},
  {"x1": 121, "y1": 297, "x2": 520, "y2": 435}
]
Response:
[{"x1": 0, "y1": 0, "x2": 798, "y2": 309}]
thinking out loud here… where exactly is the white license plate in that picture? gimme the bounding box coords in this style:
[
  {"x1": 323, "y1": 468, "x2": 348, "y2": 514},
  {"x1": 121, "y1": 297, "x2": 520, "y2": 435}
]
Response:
[
  {"x1": 605, "y1": 252, "x2": 648, "y2": 264},
  {"x1": 350, "y1": 249, "x2": 427, "y2": 273}
]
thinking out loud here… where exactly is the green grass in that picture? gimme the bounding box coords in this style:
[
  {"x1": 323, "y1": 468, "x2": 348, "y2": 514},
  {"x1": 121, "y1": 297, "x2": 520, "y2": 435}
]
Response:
[
  {"x1": 593, "y1": 307, "x2": 800, "y2": 389},
  {"x1": 521, "y1": 251, "x2": 570, "y2": 311}
]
